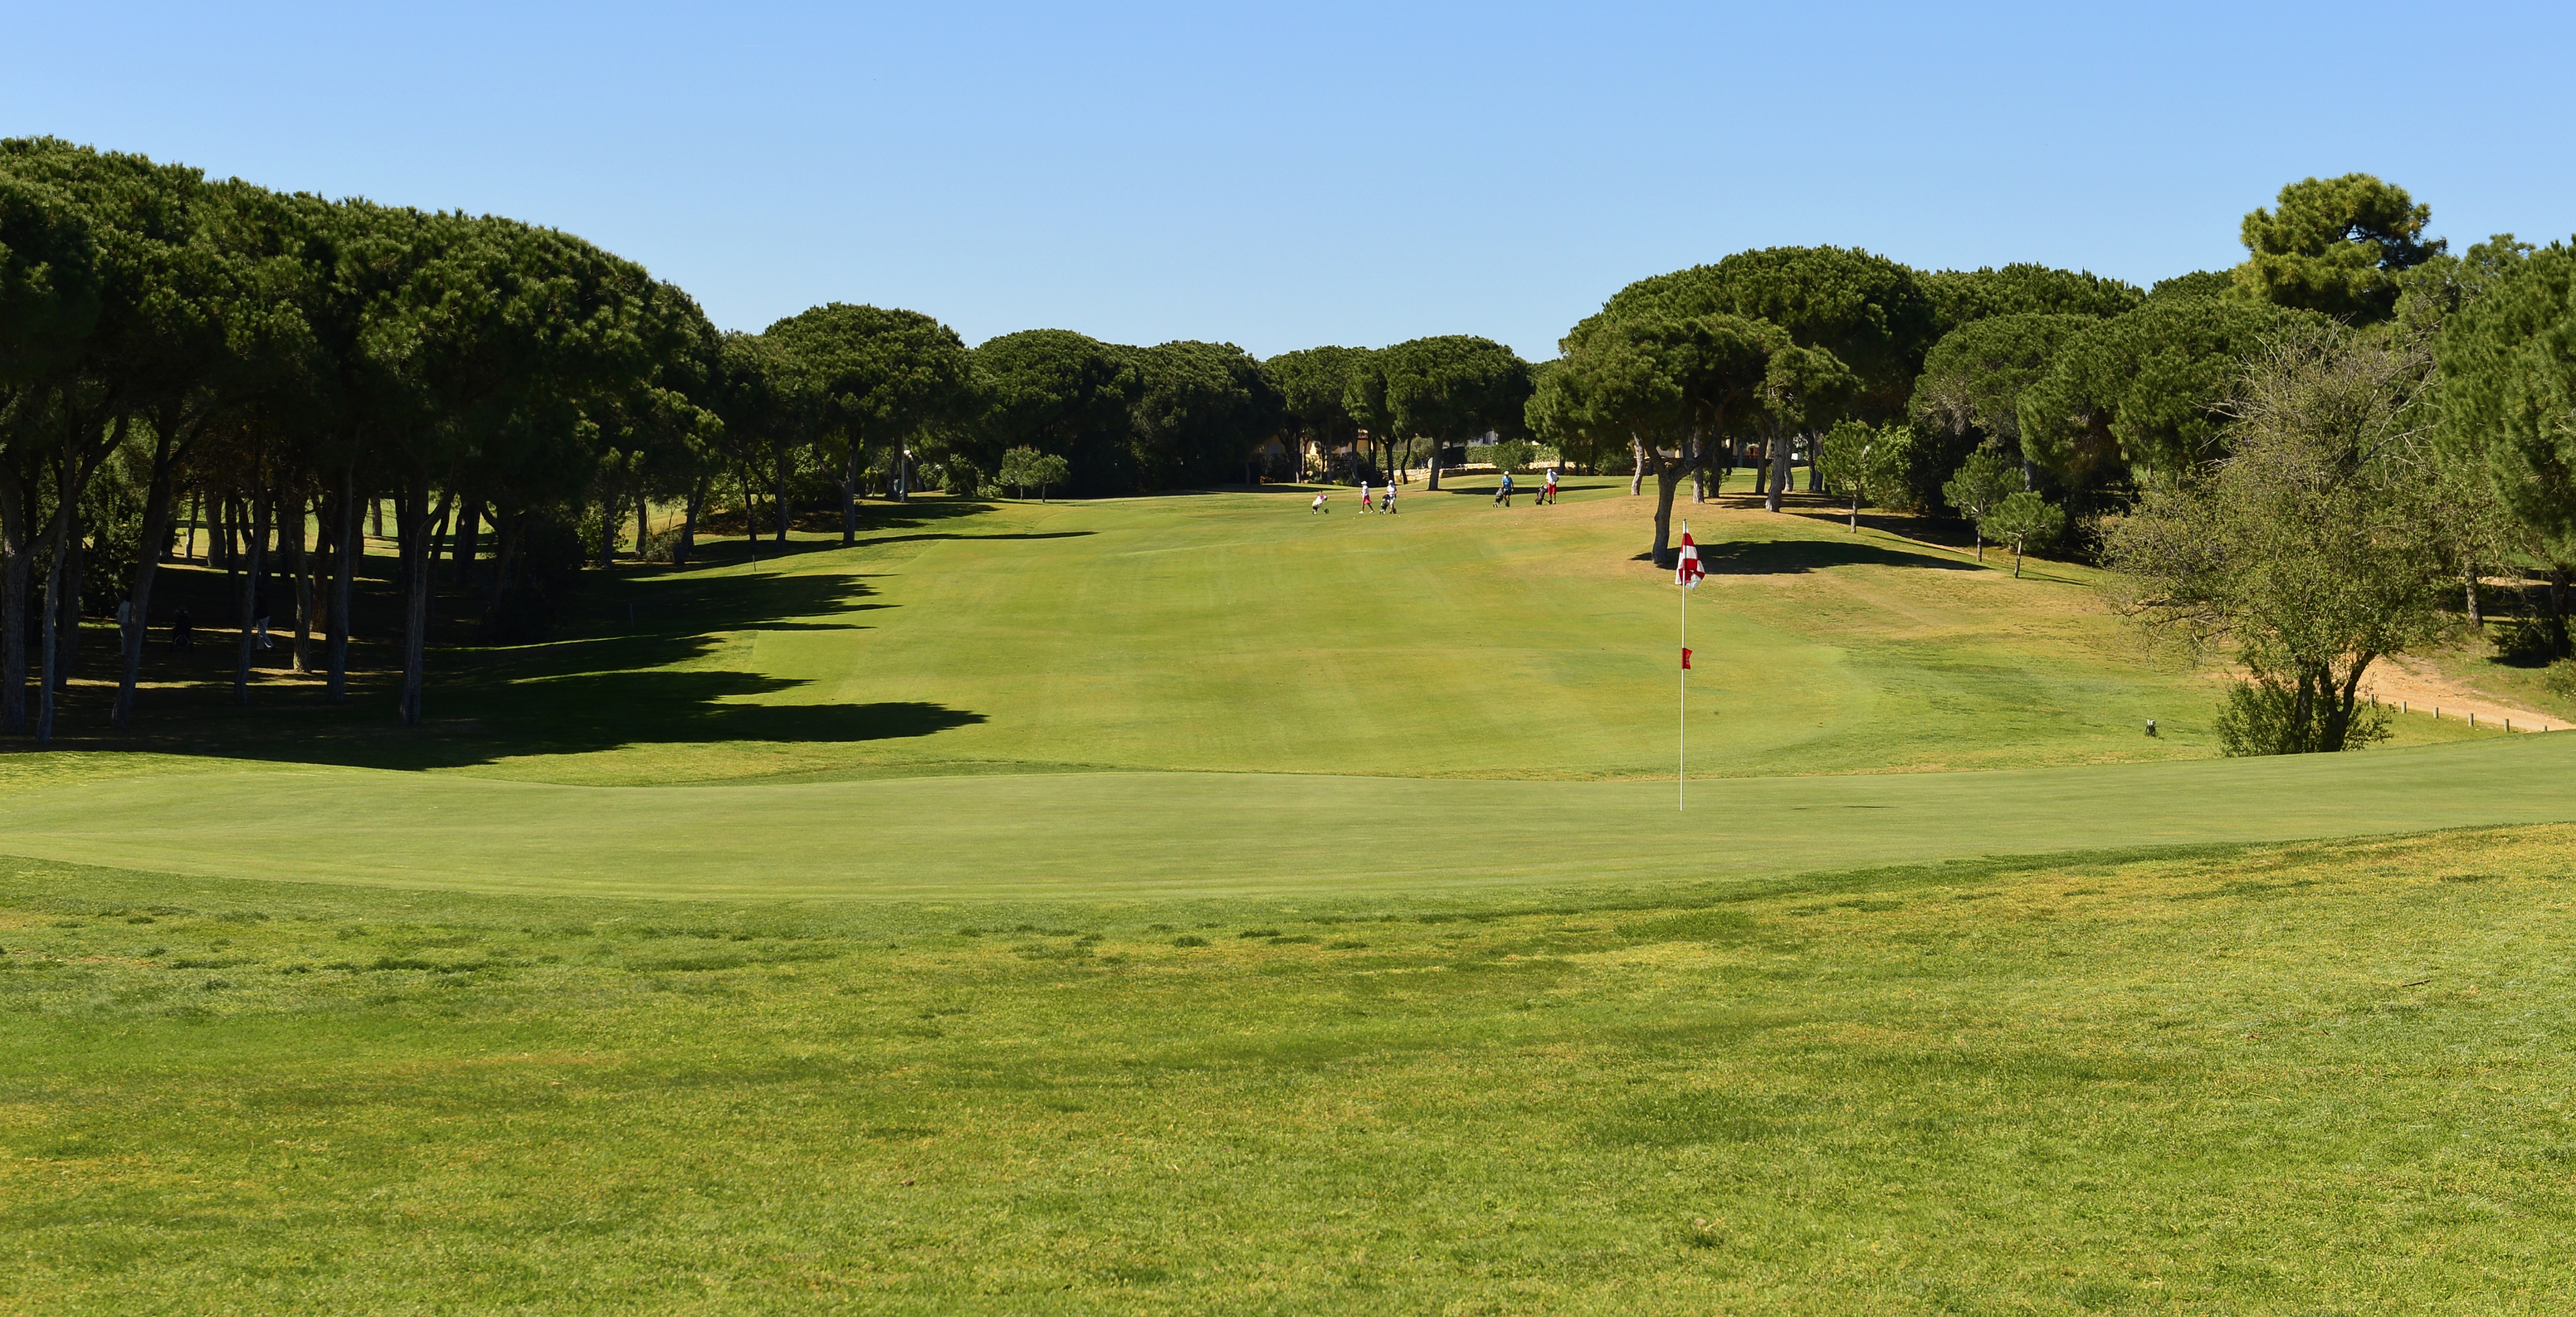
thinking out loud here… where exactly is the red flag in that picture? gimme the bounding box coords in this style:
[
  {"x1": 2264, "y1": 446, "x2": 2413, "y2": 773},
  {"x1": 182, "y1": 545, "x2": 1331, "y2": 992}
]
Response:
[
  {"x1": 1681, "y1": 647, "x2": 1693, "y2": 670},
  {"x1": 1676, "y1": 528, "x2": 1703, "y2": 588}
]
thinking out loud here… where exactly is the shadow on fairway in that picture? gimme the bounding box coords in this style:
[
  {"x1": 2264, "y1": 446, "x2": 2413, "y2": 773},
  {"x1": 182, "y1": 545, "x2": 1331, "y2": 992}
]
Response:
[
  {"x1": 1694, "y1": 538, "x2": 1983, "y2": 575},
  {"x1": 37, "y1": 563, "x2": 989, "y2": 773}
]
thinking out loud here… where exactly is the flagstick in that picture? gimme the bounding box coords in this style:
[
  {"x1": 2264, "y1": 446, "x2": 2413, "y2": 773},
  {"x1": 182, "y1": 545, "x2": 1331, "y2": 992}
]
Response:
[{"x1": 1678, "y1": 521, "x2": 1687, "y2": 812}]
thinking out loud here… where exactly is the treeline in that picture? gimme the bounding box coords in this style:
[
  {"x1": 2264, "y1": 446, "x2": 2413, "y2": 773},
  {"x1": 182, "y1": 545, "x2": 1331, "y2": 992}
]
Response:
[
  {"x1": 6, "y1": 139, "x2": 2572, "y2": 747},
  {"x1": 0, "y1": 137, "x2": 1560, "y2": 743},
  {"x1": 1531, "y1": 173, "x2": 2576, "y2": 662}
]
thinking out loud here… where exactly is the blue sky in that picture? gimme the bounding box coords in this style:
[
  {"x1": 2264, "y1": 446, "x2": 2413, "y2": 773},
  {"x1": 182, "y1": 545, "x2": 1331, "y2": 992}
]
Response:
[{"x1": 9, "y1": 2, "x2": 2570, "y2": 359}]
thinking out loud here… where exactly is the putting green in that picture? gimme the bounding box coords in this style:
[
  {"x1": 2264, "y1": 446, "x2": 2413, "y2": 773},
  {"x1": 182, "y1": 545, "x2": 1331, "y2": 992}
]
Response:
[{"x1": 5, "y1": 734, "x2": 2571, "y2": 899}]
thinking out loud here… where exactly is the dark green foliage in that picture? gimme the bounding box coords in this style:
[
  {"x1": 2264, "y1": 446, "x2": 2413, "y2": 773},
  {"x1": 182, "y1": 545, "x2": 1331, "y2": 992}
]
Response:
[
  {"x1": 1908, "y1": 313, "x2": 2095, "y2": 510},
  {"x1": 2019, "y1": 296, "x2": 2322, "y2": 483},
  {"x1": 1921, "y1": 263, "x2": 2141, "y2": 333},
  {"x1": 1598, "y1": 246, "x2": 1940, "y2": 422},
  {"x1": 1263, "y1": 345, "x2": 1371, "y2": 471},
  {"x1": 1375, "y1": 335, "x2": 1532, "y2": 456},
  {"x1": 2216, "y1": 679, "x2": 2391, "y2": 756},
  {"x1": 2437, "y1": 240, "x2": 2576, "y2": 559},
  {"x1": 968, "y1": 329, "x2": 1141, "y2": 497},
  {"x1": 2147, "y1": 271, "x2": 2234, "y2": 303},
  {"x1": 2231, "y1": 173, "x2": 2443, "y2": 324},
  {"x1": 765, "y1": 302, "x2": 970, "y2": 529},
  {"x1": 1127, "y1": 340, "x2": 1281, "y2": 489}
]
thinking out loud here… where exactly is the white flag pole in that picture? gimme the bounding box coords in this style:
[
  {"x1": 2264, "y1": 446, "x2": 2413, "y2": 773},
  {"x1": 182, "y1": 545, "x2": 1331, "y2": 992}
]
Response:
[{"x1": 1679, "y1": 521, "x2": 1687, "y2": 812}]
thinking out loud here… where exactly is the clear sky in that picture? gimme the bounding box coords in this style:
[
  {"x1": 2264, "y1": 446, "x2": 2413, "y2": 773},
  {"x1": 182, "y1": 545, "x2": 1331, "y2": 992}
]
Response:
[{"x1": 9, "y1": 2, "x2": 2570, "y2": 359}]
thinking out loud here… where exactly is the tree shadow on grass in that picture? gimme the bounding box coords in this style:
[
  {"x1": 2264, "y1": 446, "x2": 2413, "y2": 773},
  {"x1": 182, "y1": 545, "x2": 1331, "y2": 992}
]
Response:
[
  {"x1": 32, "y1": 563, "x2": 990, "y2": 773},
  {"x1": 1692, "y1": 538, "x2": 1986, "y2": 575}
]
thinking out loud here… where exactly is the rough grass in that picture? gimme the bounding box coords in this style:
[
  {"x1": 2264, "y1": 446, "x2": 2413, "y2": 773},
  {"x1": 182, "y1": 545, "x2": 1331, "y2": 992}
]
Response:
[{"x1": 5, "y1": 826, "x2": 2573, "y2": 1314}]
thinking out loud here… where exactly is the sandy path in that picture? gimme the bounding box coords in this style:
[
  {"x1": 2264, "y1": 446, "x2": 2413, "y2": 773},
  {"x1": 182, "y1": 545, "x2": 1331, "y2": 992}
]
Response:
[{"x1": 2359, "y1": 656, "x2": 2571, "y2": 733}]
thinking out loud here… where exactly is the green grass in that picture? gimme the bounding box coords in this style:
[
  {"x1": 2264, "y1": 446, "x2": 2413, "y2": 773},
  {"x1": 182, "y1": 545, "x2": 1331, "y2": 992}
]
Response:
[
  {"x1": 5, "y1": 827, "x2": 2573, "y2": 1313},
  {"x1": 32, "y1": 474, "x2": 2504, "y2": 787},
  {"x1": 8, "y1": 476, "x2": 2575, "y2": 1311},
  {"x1": 2, "y1": 734, "x2": 2574, "y2": 899}
]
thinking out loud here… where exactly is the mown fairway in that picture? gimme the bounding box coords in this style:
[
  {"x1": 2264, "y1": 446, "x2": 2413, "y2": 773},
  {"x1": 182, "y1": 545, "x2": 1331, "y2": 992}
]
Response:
[
  {"x1": 41, "y1": 474, "x2": 2500, "y2": 788},
  {"x1": 7, "y1": 480, "x2": 2575, "y2": 1314}
]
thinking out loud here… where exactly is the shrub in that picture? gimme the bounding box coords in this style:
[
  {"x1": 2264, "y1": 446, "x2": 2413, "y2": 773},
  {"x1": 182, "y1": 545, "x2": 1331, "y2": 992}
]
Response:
[{"x1": 2544, "y1": 659, "x2": 2576, "y2": 699}]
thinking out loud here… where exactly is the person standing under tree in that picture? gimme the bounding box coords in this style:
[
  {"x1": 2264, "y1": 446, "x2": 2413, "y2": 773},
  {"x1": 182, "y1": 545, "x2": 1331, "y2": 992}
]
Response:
[
  {"x1": 172, "y1": 607, "x2": 193, "y2": 652},
  {"x1": 252, "y1": 585, "x2": 273, "y2": 651}
]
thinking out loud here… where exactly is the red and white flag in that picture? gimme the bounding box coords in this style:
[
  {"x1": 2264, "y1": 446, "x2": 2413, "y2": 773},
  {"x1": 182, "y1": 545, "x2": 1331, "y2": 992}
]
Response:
[{"x1": 1676, "y1": 527, "x2": 1703, "y2": 589}]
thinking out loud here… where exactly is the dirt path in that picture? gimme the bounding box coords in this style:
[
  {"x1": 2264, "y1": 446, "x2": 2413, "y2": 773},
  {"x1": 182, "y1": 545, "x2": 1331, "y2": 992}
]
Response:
[{"x1": 2359, "y1": 656, "x2": 2572, "y2": 733}]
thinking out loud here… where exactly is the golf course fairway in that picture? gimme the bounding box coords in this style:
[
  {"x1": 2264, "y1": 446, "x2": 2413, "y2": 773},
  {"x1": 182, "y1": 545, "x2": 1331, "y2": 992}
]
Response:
[
  {"x1": 3, "y1": 733, "x2": 2572, "y2": 898},
  {"x1": 12, "y1": 480, "x2": 2576, "y2": 1315}
]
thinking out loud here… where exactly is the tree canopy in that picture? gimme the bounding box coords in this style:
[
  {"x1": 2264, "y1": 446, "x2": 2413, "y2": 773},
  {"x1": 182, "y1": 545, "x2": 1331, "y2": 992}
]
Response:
[
  {"x1": 1907, "y1": 312, "x2": 2096, "y2": 509},
  {"x1": 766, "y1": 302, "x2": 969, "y2": 536},
  {"x1": 1372, "y1": 335, "x2": 1531, "y2": 491},
  {"x1": 1597, "y1": 246, "x2": 1939, "y2": 422},
  {"x1": 2230, "y1": 173, "x2": 2443, "y2": 324},
  {"x1": 2018, "y1": 295, "x2": 2322, "y2": 484},
  {"x1": 1922, "y1": 263, "x2": 2141, "y2": 333},
  {"x1": 2437, "y1": 240, "x2": 2576, "y2": 561}
]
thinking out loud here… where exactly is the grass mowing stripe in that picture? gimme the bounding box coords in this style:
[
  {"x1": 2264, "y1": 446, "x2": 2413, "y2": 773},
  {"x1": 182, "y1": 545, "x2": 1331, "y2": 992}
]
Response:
[{"x1": 3, "y1": 734, "x2": 2573, "y2": 900}]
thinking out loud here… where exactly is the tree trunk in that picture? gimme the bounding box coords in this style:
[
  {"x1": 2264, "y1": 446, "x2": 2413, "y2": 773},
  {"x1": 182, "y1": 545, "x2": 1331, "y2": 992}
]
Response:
[
  {"x1": 1649, "y1": 461, "x2": 1684, "y2": 569},
  {"x1": 773, "y1": 454, "x2": 791, "y2": 544},
  {"x1": 234, "y1": 480, "x2": 271, "y2": 705},
  {"x1": 287, "y1": 488, "x2": 313, "y2": 675},
  {"x1": 841, "y1": 447, "x2": 859, "y2": 545},
  {"x1": 1426, "y1": 440, "x2": 1442, "y2": 492},
  {"x1": 328, "y1": 466, "x2": 357, "y2": 704},
  {"x1": 0, "y1": 458, "x2": 27, "y2": 734},
  {"x1": 1767, "y1": 436, "x2": 1791, "y2": 514},
  {"x1": 183, "y1": 485, "x2": 200, "y2": 561},
  {"x1": 597, "y1": 483, "x2": 618, "y2": 568},
  {"x1": 482, "y1": 506, "x2": 524, "y2": 626},
  {"x1": 397, "y1": 473, "x2": 433, "y2": 726},
  {"x1": 451, "y1": 497, "x2": 481, "y2": 586},
  {"x1": 114, "y1": 415, "x2": 184, "y2": 729},
  {"x1": 34, "y1": 463, "x2": 76, "y2": 745},
  {"x1": 1691, "y1": 470, "x2": 1705, "y2": 504},
  {"x1": 637, "y1": 492, "x2": 650, "y2": 563},
  {"x1": 1629, "y1": 438, "x2": 1647, "y2": 497},
  {"x1": 51, "y1": 502, "x2": 83, "y2": 695},
  {"x1": 2466, "y1": 567, "x2": 2481, "y2": 627},
  {"x1": 739, "y1": 466, "x2": 761, "y2": 559},
  {"x1": 1851, "y1": 493, "x2": 1861, "y2": 532},
  {"x1": 676, "y1": 480, "x2": 702, "y2": 569},
  {"x1": 371, "y1": 496, "x2": 383, "y2": 539}
]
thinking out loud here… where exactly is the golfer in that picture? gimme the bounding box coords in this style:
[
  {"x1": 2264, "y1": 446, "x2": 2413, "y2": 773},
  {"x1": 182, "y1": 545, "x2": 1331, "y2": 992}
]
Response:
[
  {"x1": 1381, "y1": 484, "x2": 1395, "y2": 513},
  {"x1": 1357, "y1": 478, "x2": 1371, "y2": 513},
  {"x1": 1495, "y1": 471, "x2": 1514, "y2": 507},
  {"x1": 1310, "y1": 492, "x2": 1329, "y2": 514},
  {"x1": 1543, "y1": 467, "x2": 1559, "y2": 505}
]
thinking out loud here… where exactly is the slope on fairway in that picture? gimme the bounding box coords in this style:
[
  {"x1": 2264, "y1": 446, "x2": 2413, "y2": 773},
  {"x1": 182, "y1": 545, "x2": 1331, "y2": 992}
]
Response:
[
  {"x1": 5, "y1": 734, "x2": 2572, "y2": 899},
  {"x1": 336, "y1": 476, "x2": 2491, "y2": 788}
]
